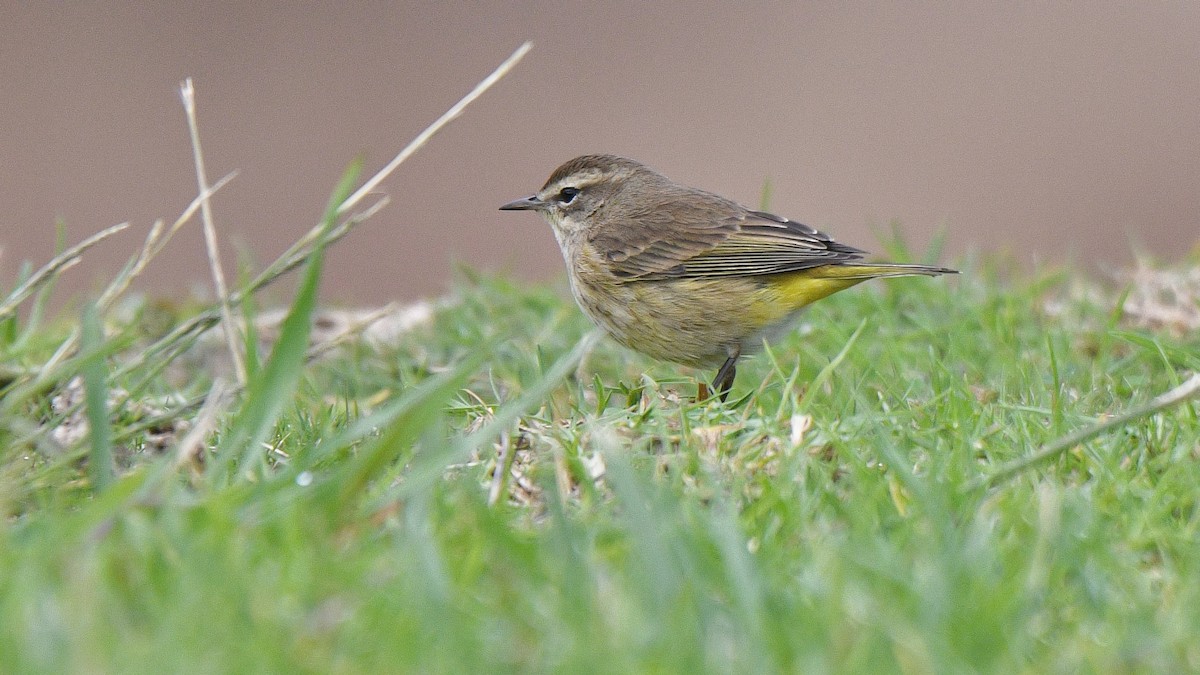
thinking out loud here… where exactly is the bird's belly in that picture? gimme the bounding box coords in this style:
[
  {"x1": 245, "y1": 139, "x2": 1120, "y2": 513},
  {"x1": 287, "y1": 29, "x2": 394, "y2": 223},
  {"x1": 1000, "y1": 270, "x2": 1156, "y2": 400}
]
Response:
[{"x1": 569, "y1": 274, "x2": 790, "y2": 369}]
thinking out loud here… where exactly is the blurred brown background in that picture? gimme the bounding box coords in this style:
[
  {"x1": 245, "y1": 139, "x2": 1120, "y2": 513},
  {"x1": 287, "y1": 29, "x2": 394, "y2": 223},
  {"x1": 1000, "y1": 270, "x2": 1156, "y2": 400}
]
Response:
[{"x1": 2, "y1": 3, "x2": 1198, "y2": 308}]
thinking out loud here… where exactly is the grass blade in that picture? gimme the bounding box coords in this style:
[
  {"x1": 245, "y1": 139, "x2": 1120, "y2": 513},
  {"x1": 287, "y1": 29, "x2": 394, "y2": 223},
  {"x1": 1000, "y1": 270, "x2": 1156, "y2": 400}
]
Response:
[
  {"x1": 212, "y1": 160, "x2": 362, "y2": 484},
  {"x1": 80, "y1": 302, "x2": 113, "y2": 492}
]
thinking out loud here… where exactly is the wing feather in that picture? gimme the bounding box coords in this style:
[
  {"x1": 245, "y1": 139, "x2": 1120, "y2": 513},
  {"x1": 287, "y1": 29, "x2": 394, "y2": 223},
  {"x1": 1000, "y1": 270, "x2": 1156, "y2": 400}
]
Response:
[{"x1": 590, "y1": 192, "x2": 867, "y2": 281}]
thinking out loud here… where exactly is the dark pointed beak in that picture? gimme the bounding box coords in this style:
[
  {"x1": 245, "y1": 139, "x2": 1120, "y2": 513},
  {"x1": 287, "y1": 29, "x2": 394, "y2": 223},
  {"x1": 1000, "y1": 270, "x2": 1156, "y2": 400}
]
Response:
[{"x1": 499, "y1": 195, "x2": 544, "y2": 211}]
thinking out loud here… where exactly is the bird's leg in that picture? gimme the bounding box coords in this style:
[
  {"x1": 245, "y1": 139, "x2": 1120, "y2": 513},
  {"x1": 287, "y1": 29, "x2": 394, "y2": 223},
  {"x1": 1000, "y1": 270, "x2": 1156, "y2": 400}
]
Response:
[{"x1": 712, "y1": 347, "x2": 740, "y2": 402}]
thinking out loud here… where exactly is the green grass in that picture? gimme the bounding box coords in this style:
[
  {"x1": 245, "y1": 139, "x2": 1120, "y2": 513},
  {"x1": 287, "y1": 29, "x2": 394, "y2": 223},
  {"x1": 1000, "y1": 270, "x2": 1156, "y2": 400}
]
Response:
[{"x1": 1, "y1": 225, "x2": 1199, "y2": 673}]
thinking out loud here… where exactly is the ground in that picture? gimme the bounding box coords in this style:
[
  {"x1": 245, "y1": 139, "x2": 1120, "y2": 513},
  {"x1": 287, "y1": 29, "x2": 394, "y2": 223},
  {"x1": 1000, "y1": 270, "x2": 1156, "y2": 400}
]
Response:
[{"x1": 1, "y1": 248, "x2": 1198, "y2": 673}]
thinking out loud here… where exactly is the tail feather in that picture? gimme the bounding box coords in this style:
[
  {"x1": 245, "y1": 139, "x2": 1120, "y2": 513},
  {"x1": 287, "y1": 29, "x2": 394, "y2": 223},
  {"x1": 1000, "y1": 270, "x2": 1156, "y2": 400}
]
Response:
[
  {"x1": 814, "y1": 263, "x2": 958, "y2": 280},
  {"x1": 771, "y1": 262, "x2": 956, "y2": 312}
]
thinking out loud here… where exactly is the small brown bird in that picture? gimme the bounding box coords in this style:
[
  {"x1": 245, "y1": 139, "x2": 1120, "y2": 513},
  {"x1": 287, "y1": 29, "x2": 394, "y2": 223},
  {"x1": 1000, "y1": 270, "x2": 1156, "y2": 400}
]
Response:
[{"x1": 501, "y1": 155, "x2": 956, "y2": 400}]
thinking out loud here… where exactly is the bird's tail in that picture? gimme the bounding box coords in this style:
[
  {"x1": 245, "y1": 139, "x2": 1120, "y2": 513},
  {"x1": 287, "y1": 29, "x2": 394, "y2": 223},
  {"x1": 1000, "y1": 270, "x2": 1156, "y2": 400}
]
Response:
[
  {"x1": 811, "y1": 263, "x2": 958, "y2": 280},
  {"x1": 769, "y1": 262, "x2": 956, "y2": 312}
]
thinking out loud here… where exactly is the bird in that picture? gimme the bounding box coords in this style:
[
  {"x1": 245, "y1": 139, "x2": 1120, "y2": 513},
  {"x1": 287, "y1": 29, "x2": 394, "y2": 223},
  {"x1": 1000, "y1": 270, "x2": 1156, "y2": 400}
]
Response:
[{"x1": 500, "y1": 155, "x2": 956, "y2": 401}]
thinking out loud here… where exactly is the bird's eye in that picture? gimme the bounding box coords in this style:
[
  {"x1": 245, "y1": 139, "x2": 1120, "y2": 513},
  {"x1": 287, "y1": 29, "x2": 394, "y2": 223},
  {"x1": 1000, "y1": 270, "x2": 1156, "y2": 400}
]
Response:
[{"x1": 556, "y1": 187, "x2": 580, "y2": 204}]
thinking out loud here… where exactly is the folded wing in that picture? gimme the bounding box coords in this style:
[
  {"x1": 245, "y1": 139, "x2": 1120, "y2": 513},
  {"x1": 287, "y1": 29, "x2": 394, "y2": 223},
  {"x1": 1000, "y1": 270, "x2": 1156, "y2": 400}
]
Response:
[{"x1": 593, "y1": 197, "x2": 866, "y2": 281}]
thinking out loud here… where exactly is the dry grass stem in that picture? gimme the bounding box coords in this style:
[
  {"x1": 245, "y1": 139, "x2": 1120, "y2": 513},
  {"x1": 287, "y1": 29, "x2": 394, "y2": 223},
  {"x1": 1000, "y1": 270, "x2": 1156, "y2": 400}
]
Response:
[
  {"x1": 175, "y1": 379, "x2": 231, "y2": 472},
  {"x1": 340, "y1": 41, "x2": 532, "y2": 214},
  {"x1": 117, "y1": 195, "x2": 391, "y2": 388},
  {"x1": 97, "y1": 171, "x2": 239, "y2": 312},
  {"x1": 39, "y1": 172, "x2": 238, "y2": 376},
  {"x1": 181, "y1": 78, "x2": 246, "y2": 385},
  {"x1": 969, "y1": 371, "x2": 1200, "y2": 491},
  {"x1": 0, "y1": 221, "x2": 131, "y2": 321},
  {"x1": 300, "y1": 303, "x2": 404, "y2": 362}
]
